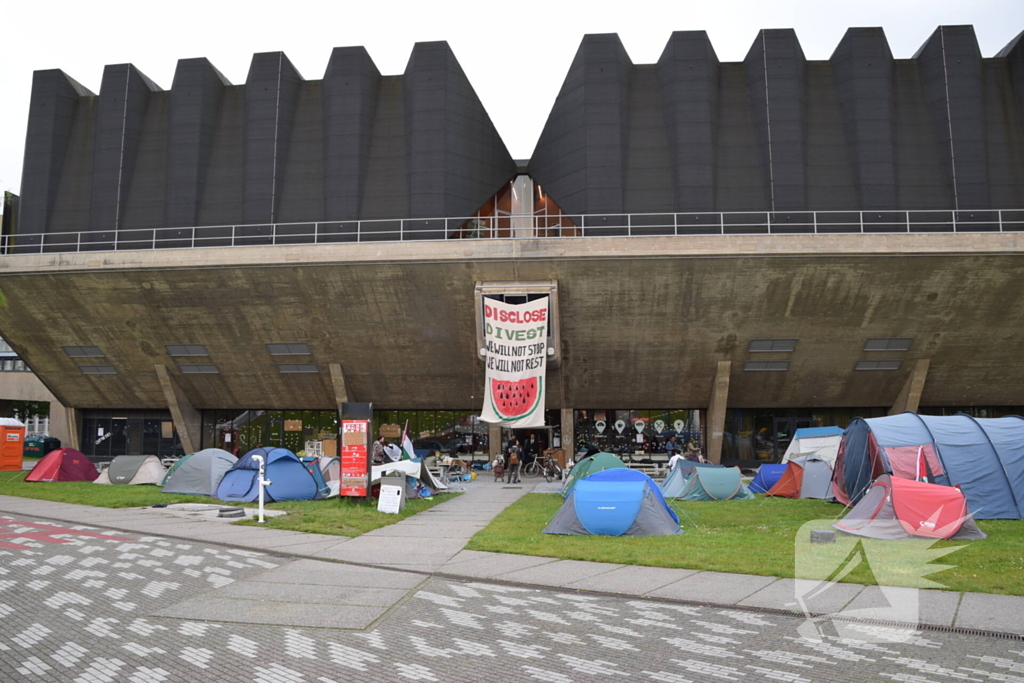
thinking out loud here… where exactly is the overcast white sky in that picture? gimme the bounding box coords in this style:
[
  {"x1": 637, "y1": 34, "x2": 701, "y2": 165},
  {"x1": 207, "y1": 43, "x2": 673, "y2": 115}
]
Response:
[{"x1": 2, "y1": 0, "x2": 1022, "y2": 196}]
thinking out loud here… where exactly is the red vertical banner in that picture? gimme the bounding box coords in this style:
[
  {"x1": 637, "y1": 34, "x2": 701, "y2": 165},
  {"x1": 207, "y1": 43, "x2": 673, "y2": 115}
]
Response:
[{"x1": 340, "y1": 420, "x2": 369, "y2": 497}]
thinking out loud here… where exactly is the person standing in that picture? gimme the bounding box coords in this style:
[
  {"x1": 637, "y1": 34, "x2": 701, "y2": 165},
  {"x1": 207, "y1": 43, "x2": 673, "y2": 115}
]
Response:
[
  {"x1": 505, "y1": 439, "x2": 522, "y2": 484},
  {"x1": 666, "y1": 436, "x2": 684, "y2": 470}
]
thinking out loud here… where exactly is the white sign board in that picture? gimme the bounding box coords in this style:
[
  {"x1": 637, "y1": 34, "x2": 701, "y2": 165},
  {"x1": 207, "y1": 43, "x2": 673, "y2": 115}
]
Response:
[
  {"x1": 377, "y1": 485, "x2": 404, "y2": 514},
  {"x1": 479, "y1": 296, "x2": 548, "y2": 428}
]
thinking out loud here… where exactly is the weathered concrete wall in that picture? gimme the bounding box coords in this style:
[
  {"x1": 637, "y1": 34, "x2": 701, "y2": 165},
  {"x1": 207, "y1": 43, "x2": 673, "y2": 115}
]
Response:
[
  {"x1": 0, "y1": 371, "x2": 73, "y2": 445},
  {"x1": 0, "y1": 233, "x2": 1022, "y2": 412}
]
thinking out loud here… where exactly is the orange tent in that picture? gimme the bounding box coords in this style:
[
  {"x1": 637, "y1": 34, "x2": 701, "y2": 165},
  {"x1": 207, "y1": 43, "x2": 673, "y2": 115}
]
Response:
[{"x1": 766, "y1": 455, "x2": 832, "y2": 499}]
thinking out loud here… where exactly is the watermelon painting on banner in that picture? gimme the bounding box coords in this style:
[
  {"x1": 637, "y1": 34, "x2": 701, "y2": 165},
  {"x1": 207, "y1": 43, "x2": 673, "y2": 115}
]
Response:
[{"x1": 479, "y1": 296, "x2": 548, "y2": 428}]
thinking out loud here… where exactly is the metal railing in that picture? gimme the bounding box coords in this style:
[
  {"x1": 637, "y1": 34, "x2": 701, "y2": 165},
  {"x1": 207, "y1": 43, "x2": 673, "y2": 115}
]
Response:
[{"x1": 2, "y1": 209, "x2": 1022, "y2": 255}]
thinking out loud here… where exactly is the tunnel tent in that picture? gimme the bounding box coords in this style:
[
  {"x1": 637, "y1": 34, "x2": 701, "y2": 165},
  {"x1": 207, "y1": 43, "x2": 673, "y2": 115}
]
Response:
[
  {"x1": 748, "y1": 463, "x2": 788, "y2": 494},
  {"x1": 215, "y1": 447, "x2": 318, "y2": 503},
  {"x1": 162, "y1": 449, "x2": 237, "y2": 496},
  {"x1": 94, "y1": 455, "x2": 167, "y2": 485},
  {"x1": 766, "y1": 455, "x2": 832, "y2": 499},
  {"x1": 832, "y1": 413, "x2": 1024, "y2": 519},
  {"x1": 25, "y1": 448, "x2": 99, "y2": 482},
  {"x1": 672, "y1": 466, "x2": 755, "y2": 501},
  {"x1": 561, "y1": 453, "x2": 627, "y2": 497},
  {"x1": 544, "y1": 469, "x2": 681, "y2": 537},
  {"x1": 781, "y1": 427, "x2": 845, "y2": 466},
  {"x1": 834, "y1": 474, "x2": 987, "y2": 541}
]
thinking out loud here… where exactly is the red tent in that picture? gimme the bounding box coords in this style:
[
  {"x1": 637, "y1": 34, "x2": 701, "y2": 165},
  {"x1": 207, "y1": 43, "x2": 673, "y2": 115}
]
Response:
[
  {"x1": 834, "y1": 474, "x2": 986, "y2": 540},
  {"x1": 25, "y1": 448, "x2": 99, "y2": 482}
]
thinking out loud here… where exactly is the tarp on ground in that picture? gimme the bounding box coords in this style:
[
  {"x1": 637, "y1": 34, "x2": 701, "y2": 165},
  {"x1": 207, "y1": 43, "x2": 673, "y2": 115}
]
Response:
[
  {"x1": 832, "y1": 413, "x2": 1024, "y2": 519},
  {"x1": 162, "y1": 449, "x2": 236, "y2": 496},
  {"x1": 672, "y1": 467, "x2": 754, "y2": 501},
  {"x1": 834, "y1": 474, "x2": 986, "y2": 540},
  {"x1": 544, "y1": 469, "x2": 680, "y2": 537},
  {"x1": 215, "y1": 447, "x2": 318, "y2": 503},
  {"x1": 781, "y1": 427, "x2": 844, "y2": 466},
  {"x1": 94, "y1": 455, "x2": 166, "y2": 485},
  {"x1": 25, "y1": 448, "x2": 99, "y2": 482},
  {"x1": 766, "y1": 455, "x2": 832, "y2": 499},
  {"x1": 749, "y1": 464, "x2": 788, "y2": 494},
  {"x1": 372, "y1": 459, "x2": 448, "y2": 492},
  {"x1": 561, "y1": 453, "x2": 627, "y2": 497}
]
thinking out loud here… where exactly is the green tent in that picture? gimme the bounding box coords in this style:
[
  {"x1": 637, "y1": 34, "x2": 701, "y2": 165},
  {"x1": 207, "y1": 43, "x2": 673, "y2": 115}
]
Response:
[
  {"x1": 561, "y1": 453, "x2": 627, "y2": 497},
  {"x1": 672, "y1": 466, "x2": 755, "y2": 501}
]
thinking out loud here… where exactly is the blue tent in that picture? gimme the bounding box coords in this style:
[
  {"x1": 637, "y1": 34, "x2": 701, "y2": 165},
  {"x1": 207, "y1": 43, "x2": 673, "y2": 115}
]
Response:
[
  {"x1": 833, "y1": 413, "x2": 1024, "y2": 519},
  {"x1": 749, "y1": 464, "x2": 788, "y2": 494},
  {"x1": 793, "y1": 426, "x2": 845, "y2": 439},
  {"x1": 215, "y1": 447, "x2": 318, "y2": 503},
  {"x1": 544, "y1": 469, "x2": 680, "y2": 537}
]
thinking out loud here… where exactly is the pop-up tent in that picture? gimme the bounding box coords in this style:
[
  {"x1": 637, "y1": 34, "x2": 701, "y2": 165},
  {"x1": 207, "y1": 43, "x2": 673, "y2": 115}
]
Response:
[
  {"x1": 25, "y1": 448, "x2": 99, "y2": 482},
  {"x1": 162, "y1": 449, "x2": 236, "y2": 496},
  {"x1": 94, "y1": 455, "x2": 167, "y2": 485},
  {"x1": 834, "y1": 474, "x2": 986, "y2": 540},
  {"x1": 781, "y1": 427, "x2": 844, "y2": 466},
  {"x1": 215, "y1": 447, "x2": 317, "y2": 502},
  {"x1": 832, "y1": 413, "x2": 1024, "y2": 519},
  {"x1": 659, "y1": 461, "x2": 722, "y2": 497},
  {"x1": 748, "y1": 464, "x2": 788, "y2": 494},
  {"x1": 766, "y1": 455, "x2": 832, "y2": 499},
  {"x1": 561, "y1": 453, "x2": 627, "y2": 497},
  {"x1": 671, "y1": 466, "x2": 754, "y2": 501},
  {"x1": 544, "y1": 469, "x2": 680, "y2": 537}
]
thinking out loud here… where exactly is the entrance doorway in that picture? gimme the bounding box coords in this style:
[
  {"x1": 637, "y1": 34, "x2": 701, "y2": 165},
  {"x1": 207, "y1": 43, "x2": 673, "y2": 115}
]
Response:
[
  {"x1": 503, "y1": 428, "x2": 552, "y2": 466},
  {"x1": 772, "y1": 416, "x2": 813, "y2": 460}
]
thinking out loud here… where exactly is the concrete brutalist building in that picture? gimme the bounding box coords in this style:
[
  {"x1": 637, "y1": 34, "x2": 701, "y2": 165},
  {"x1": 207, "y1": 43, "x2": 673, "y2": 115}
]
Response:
[{"x1": 2, "y1": 26, "x2": 1024, "y2": 466}]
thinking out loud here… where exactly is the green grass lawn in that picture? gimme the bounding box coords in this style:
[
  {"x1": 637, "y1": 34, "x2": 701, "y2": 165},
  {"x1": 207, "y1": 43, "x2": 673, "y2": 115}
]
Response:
[
  {"x1": 465, "y1": 493, "x2": 1024, "y2": 596},
  {"x1": 0, "y1": 470, "x2": 454, "y2": 537}
]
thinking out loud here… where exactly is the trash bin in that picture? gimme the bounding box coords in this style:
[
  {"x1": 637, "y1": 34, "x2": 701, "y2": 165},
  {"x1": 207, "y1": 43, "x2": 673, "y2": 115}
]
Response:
[{"x1": 24, "y1": 436, "x2": 61, "y2": 458}]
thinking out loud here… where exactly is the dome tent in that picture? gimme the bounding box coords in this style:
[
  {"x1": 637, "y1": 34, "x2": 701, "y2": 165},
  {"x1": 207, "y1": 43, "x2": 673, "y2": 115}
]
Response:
[
  {"x1": 215, "y1": 447, "x2": 317, "y2": 503},
  {"x1": 560, "y1": 453, "x2": 627, "y2": 497},
  {"x1": 25, "y1": 448, "x2": 99, "y2": 482},
  {"x1": 832, "y1": 413, "x2": 1024, "y2": 519},
  {"x1": 748, "y1": 463, "x2": 787, "y2": 494},
  {"x1": 659, "y1": 461, "x2": 724, "y2": 498},
  {"x1": 544, "y1": 469, "x2": 680, "y2": 537},
  {"x1": 162, "y1": 449, "x2": 236, "y2": 496},
  {"x1": 781, "y1": 426, "x2": 844, "y2": 466},
  {"x1": 766, "y1": 455, "x2": 832, "y2": 499}
]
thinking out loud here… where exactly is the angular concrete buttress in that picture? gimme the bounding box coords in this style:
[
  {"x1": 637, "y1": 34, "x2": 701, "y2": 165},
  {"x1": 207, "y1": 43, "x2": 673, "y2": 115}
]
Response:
[
  {"x1": 154, "y1": 364, "x2": 202, "y2": 455},
  {"x1": 329, "y1": 363, "x2": 350, "y2": 414},
  {"x1": 889, "y1": 359, "x2": 931, "y2": 415},
  {"x1": 560, "y1": 408, "x2": 574, "y2": 460},
  {"x1": 706, "y1": 361, "x2": 732, "y2": 464}
]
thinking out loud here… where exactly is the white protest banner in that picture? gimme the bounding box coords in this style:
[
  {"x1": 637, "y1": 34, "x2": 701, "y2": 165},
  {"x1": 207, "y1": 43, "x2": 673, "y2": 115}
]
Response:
[{"x1": 480, "y1": 296, "x2": 548, "y2": 428}]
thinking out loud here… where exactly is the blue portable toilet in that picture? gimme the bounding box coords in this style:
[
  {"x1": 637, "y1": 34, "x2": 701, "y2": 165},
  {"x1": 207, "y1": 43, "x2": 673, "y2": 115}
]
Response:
[
  {"x1": 544, "y1": 469, "x2": 680, "y2": 537},
  {"x1": 216, "y1": 447, "x2": 318, "y2": 503},
  {"x1": 749, "y1": 463, "x2": 788, "y2": 493}
]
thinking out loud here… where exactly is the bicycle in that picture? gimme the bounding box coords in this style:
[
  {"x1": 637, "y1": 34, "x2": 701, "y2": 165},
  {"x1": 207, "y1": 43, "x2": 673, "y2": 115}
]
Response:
[{"x1": 524, "y1": 454, "x2": 562, "y2": 482}]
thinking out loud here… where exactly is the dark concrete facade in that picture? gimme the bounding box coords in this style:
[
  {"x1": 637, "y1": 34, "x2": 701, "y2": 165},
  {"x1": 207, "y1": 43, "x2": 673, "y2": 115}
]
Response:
[
  {"x1": 18, "y1": 43, "x2": 518, "y2": 236},
  {"x1": 529, "y1": 27, "x2": 1024, "y2": 215}
]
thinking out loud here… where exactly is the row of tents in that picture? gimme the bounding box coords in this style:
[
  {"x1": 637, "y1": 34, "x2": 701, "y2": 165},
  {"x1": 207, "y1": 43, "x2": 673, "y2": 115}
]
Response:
[{"x1": 23, "y1": 446, "x2": 448, "y2": 504}]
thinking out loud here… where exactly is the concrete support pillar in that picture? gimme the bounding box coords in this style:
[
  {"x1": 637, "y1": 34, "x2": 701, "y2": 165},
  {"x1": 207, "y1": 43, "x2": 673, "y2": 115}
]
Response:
[
  {"x1": 328, "y1": 363, "x2": 350, "y2": 413},
  {"x1": 560, "y1": 408, "x2": 574, "y2": 457},
  {"x1": 488, "y1": 422, "x2": 502, "y2": 459},
  {"x1": 890, "y1": 359, "x2": 930, "y2": 415},
  {"x1": 154, "y1": 364, "x2": 202, "y2": 455},
  {"x1": 50, "y1": 405, "x2": 81, "y2": 450},
  {"x1": 706, "y1": 360, "x2": 732, "y2": 464}
]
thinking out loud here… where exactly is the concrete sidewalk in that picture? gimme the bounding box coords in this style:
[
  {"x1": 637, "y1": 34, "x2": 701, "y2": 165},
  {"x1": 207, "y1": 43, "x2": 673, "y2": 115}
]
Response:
[{"x1": 2, "y1": 484, "x2": 1022, "y2": 636}]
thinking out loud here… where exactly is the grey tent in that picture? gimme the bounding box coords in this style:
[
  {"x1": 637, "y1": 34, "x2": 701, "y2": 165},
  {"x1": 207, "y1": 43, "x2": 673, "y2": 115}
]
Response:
[
  {"x1": 766, "y1": 455, "x2": 833, "y2": 499},
  {"x1": 94, "y1": 455, "x2": 166, "y2": 485},
  {"x1": 162, "y1": 448, "x2": 237, "y2": 496}
]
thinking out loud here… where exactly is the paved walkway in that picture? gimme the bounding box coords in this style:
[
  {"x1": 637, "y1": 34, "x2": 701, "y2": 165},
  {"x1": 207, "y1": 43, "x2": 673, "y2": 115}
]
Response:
[{"x1": 1, "y1": 482, "x2": 1022, "y2": 636}]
